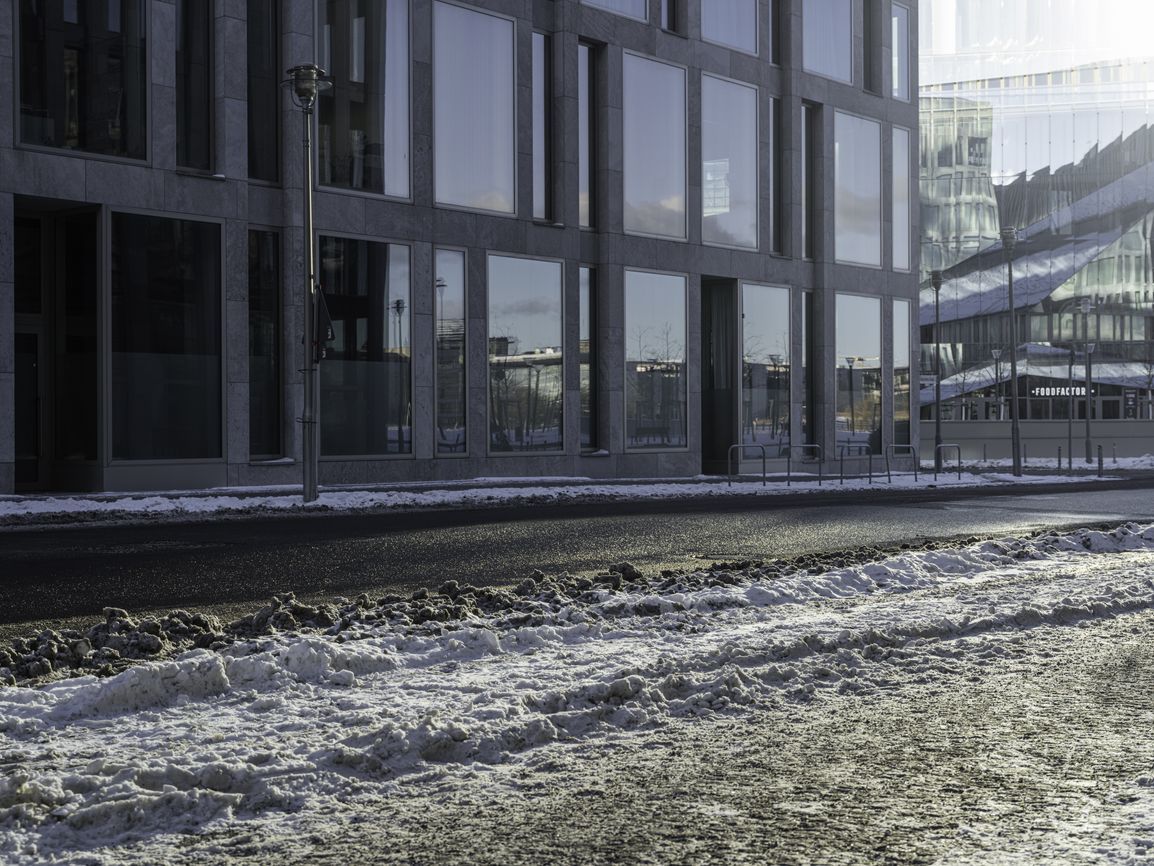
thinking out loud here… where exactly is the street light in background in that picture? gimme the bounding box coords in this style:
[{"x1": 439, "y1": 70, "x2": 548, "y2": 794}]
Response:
[
  {"x1": 1000, "y1": 227, "x2": 1022, "y2": 477},
  {"x1": 845, "y1": 355, "x2": 858, "y2": 438},
  {"x1": 931, "y1": 269, "x2": 943, "y2": 471},
  {"x1": 768, "y1": 353, "x2": 783, "y2": 437},
  {"x1": 1084, "y1": 336, "x2": 1097, "y2": 464},
  {"x1": 284, "y1": 64, "x2": 332, "y2": 503}
]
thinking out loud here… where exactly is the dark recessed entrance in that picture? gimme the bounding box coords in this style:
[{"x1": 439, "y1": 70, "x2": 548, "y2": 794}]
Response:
[{"x1": 14, "y1": 200, "x2": 99, "y2": 491}]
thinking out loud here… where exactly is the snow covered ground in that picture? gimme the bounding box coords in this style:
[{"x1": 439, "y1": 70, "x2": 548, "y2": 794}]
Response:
[
  {"x1": 5, "y1": 525, "x2": 1154, "y2": 863},
  {"x1": 0, "y1": 466, "x2": 1127, "y2": 525}
]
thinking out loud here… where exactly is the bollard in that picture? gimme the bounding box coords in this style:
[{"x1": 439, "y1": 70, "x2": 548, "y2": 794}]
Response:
[
  {"x1": 1057, "y1": 446, "x2": 1062, "y2": 471},
  {"x1": 840, "y1": 454, "x2": 845, "y2": 485},
  {"x1": 1098, "y1": 444, "x2": 1104, "y2": 477},
  {"x1": 868, "y1": 453, "x2": 873, "y2": 485},
  {"x1": 983, "y1": 443, "x2": 987, "y2": 462},
  {"x1": 1023, "y1": 443, "x2": 1028, "y2": 466},
  {"x1": 1114, "y1": 442, "x2": 1118, "y2": 465}
]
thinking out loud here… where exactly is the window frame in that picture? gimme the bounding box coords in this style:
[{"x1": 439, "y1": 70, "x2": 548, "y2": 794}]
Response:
[
  {"x1": 16, "y1": 0, "x2": 152, "y2": 164},
  {"x1": 801, "y1": 0, "x2": 853, "y2": 85},
  {"x1": 623, "y1": 267, "x2": 690, "y2": 453},
  {"x1": 833, "y1": 109, "x2": 883, "y2": 269},
  {"x1": 580, "y1": 0, "x2": 648, "y2": 24},
  {"x1": 315, "y1": 229, "x2": 415, "y2": 461},
  {"x1": 434, "y1": 245, "x2": 470, "y2": 459},
  {"x1": 104, "y1": 207, "x2": 227, "y2": 466},
  {"x1": 700, "y1": 0, "x2": 759, "y2": 57},
  {"x1": 485, "y1": 251, "x2": 567, "y2": 457},
  {"x1": 431, "y1": 0, "x2": 518, "y2": 217},
  {"x1": 313, "y1": 0, "x2": 414, "y2": 202},
  {"x1": 701, "y1": 70, "x2": 760, "y2": 251},
  {"x1": 622, "y1": 50, "x2": 689, "y2": 242}
]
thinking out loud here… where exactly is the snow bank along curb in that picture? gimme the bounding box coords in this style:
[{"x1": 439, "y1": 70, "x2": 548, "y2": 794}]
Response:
[
  {"x1": 0, "y1": 469, "x2": 1125, "y2": 527},
  {"x1": 5, "y1": 523, "x2": 1154, "y2": 862}
]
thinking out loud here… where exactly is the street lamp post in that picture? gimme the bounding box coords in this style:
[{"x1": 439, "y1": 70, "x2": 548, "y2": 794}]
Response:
[
  {"x1": 285, "y1": 64, "x2": 332, "y2": 503},
  {"x1": 845, "y1": 356, "x2": 857, "y2": 439},
  {"x1": 931, "y1": 270, "x2": 943, "y2": 471},
  {"x1": 1067, "y1": 346, "x2": 1074, "y2": 470},
  {"x1": 990, "y1": 347, "x2": 1003, "y2": 420},
  {"x1": 1084, "y1": 338, "x2": 1096, "y2": 464},
  {"x1": 1001, "y1": 227, "x2": 1022, "y2": 476}
]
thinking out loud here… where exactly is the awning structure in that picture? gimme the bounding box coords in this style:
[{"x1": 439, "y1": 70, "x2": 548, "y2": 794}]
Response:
[{"x1": 919, "y1": 345, "x2": 1154, "y2": 405}]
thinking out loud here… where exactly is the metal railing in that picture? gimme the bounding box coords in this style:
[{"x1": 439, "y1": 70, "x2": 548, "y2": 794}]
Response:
[
  {"x1": 885, "y1": 444, "x2": 919, "y2": 483},
  {"x1": 727, "y1": 443, "x2": 767, "y2": 487},
  {"x1": 787, "y1": 444, "x2": 824, "y2": 487},
  {"x1": 934, "y1": 443, "x2": 962, "y2": 481}
]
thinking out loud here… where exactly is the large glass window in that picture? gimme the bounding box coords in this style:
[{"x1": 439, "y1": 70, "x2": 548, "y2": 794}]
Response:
[
  {"x1": 488, "y1": 256, "x2": 563, "y2": 452},
  {"x1": 701, "y1": 0, "x2": 757, "y2": 55},
  {"x1": 249, "y1": 230, "x2": 282, "y2": 459},
  {"x1": 533, "y1": 32, "x2": 551, "y2": 221},
  {"x1": 19, "y1": 0, "x2": 147, "y2": 158},
  {"x1": 580, "y1": 267, "x2": 597, "y2": 451},
  {"x1": 111, "y1": 215, "x2": 221, "y2": 460},
  {"x1": 435, "y1": 249, "x2": 467, "y2": 455},
  {"x1": 247, "y1": 0, "x2": 279, "y2": 182},
  {"x1": 836, "y1": 294, "x2": 882, "y2": 455},
  {"x1": 580, "y1": 0, "x2": 646, "y2": 22},
  {"x1": 578, "y1": 43, "x2": 594, "y2": 228},
  {"x1": 894, "y1": 299, "x2": 911, "y2": 447},
  {"x1": 317, "y1": 0, "x2": 409, "y2": 197},
  {"x1": 319, "y1": 238, "x2": 411, "y2": 456},
  {"x1": 626, "y1": 271, "x2": 687, "y2": 450},
  {"x1": 434, "y1": 2, "x2": 515, "y2": 213},
  {"x1": 624, "y1": 54, "x2": 686, "y2": 239},
  {"x1": 835, "y1": 111, "x2": 882, "y2": 267},
  {"x1": 176, "y1": 0, "x2": 212, "y2": 170},
  {"x1": 892, "y1": 2, "x2": 910, "y2": 101},
  {"x1": 892, "y1": 126, "x2": 911, "y2": 271},
  {"x1": 742, "y1": 284, "x2": 790, "y2": 450},
  {"x1": 802, "y1": 0, "x2": 851, "y2": 83},
  {"x1": 702, "y1": 74, "x2": 758, "y2": 249}
]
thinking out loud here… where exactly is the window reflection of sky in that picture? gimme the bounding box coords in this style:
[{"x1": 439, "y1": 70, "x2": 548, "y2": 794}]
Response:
[
  {"x1": 487, "y1": 256, "x2": 562, "y2": 355},
  {"x1": 624, "y1": 54, "x2": 686, "y2": 239},
  {"x1": 625, "y1": 271, "x2": 685, "y2": 364}
]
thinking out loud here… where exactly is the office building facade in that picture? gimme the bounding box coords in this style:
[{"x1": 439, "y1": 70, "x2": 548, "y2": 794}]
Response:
[
  {"x1": 1, "y1": 0, "x2": 918, "y2": 493},
  {"x1": 919, "y1": 0, "x2": 1154, "y2": 458}
]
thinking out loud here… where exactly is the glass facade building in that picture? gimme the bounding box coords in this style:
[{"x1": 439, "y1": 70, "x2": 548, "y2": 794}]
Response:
[
  {"x1": 0, "y1": 0, "x2": 918, "y2": 493},
  {"x1": 920, "y1": 2, "x2": 1154, "y2": 454}
]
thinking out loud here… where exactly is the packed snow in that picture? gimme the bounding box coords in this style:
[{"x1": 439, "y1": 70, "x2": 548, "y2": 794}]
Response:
[{"x1": 6, "y1": 525, "x2": 1154, "y2": 862}]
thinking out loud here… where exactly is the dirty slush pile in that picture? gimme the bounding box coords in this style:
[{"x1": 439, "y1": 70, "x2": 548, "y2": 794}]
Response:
[{"x1": 0, "y1": 529, "x2": 1101, "y2": 688}]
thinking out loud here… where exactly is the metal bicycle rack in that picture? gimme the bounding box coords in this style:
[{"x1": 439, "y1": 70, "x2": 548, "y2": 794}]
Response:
[
  {"x1": 787, "y1": 444, "x2": 824, "y2": 487},
  {"x1": 885, "y1": 444, "x2": 919, "y2": 483},
  {"x1": 727, "y1": 443, "x2": 768, "y2": 487},
  {"x1": 934, "y1": 443, "x2": 962, "y2": 481}
]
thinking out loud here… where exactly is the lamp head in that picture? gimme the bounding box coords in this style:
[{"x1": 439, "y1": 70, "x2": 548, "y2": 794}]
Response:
[
  {"x1": 930, "y1": 269, "x2": 942, "y2": 291},
  {"x1": 1000, "y1": 226, "x2": 1017, "y2": 251},
  {"x1": 284, "y1": 64, "x2": 332, "y2": 112}
]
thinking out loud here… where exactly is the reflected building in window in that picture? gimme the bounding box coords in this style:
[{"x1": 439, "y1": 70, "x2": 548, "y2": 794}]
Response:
[{"x1": 920, "y1": 2, "x2": 1154, "y2": 453}]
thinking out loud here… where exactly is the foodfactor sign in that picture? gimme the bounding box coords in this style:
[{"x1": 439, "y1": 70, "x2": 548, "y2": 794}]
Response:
[{"x1": 1031, "y1": 386, "x2": 1088, "y2": 397}]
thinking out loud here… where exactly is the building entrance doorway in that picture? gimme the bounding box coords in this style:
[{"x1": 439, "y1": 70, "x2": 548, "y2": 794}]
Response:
[
  {"x1": 700, "y1": 278, "x2": 738, "y2": 474},
  {"x1": 13, "y1": 202, "x2": 99, "y2": 491}
]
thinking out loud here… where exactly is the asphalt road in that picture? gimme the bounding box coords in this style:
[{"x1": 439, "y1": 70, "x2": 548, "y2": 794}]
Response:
[{"x1": 3, "y1": 482, "x2": 1154, "y2": 639}]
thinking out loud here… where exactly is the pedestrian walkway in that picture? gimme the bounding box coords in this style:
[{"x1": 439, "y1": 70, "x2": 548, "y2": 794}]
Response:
[{"x1": 3, "y1": 465, "x2": 1153, "y2": 529}]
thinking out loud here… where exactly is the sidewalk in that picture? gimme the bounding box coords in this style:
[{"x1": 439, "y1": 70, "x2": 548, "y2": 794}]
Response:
[{"x1": 3, "y1": 464, "x2": 1152, "y2": 528}]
